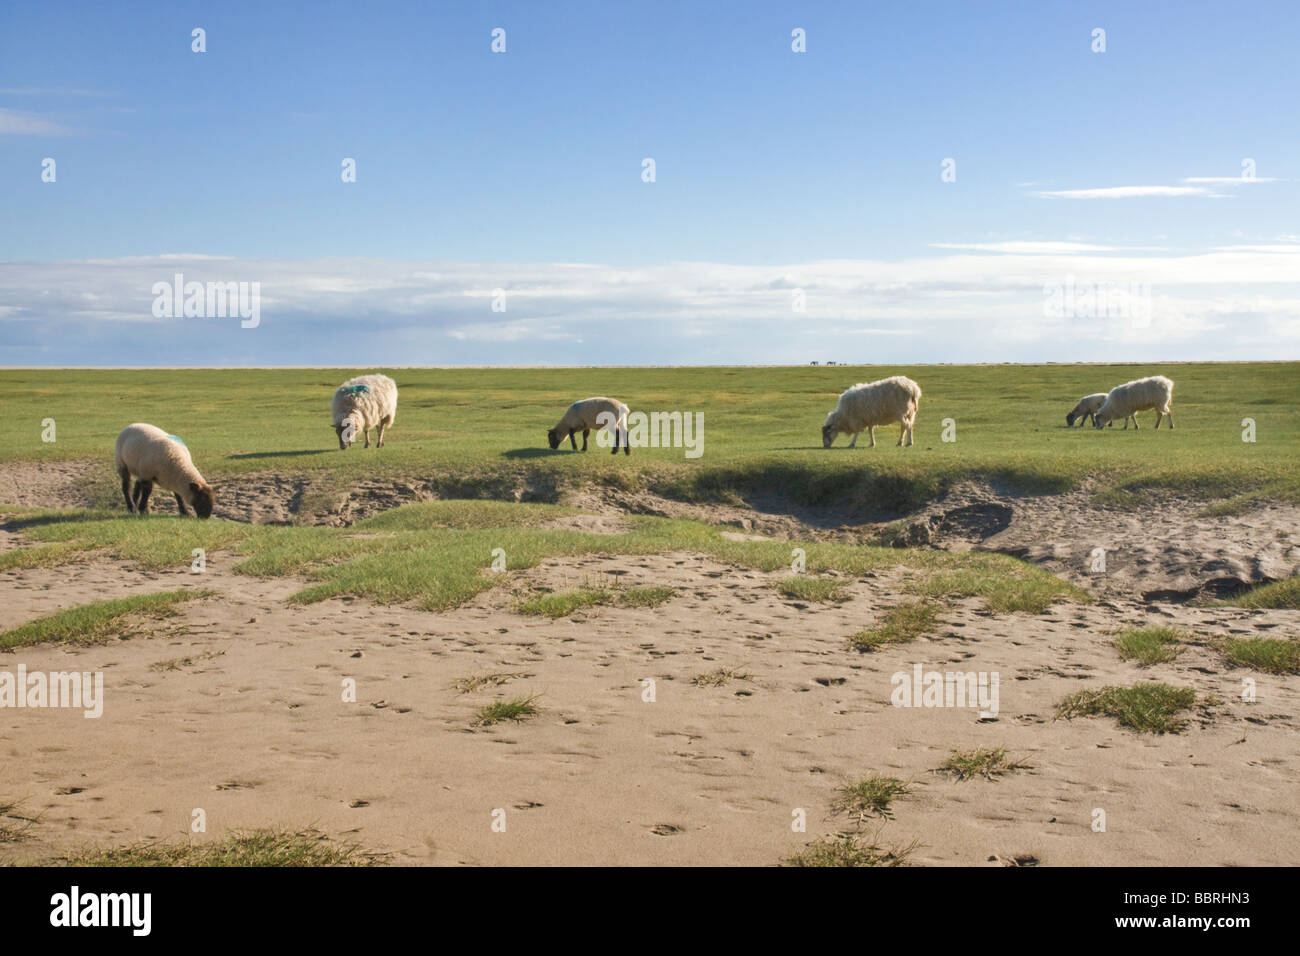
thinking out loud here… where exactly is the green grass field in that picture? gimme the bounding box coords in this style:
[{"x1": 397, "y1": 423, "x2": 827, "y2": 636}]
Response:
[{"x1": 2, "y1": 363, "x2": 1297, "y2": 513}]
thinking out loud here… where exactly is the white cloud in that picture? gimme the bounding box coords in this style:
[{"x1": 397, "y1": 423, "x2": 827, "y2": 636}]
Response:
[
  {"x1": 1035, "y1": 185, "x2": 1217, "y2": 199},
  {"x1": 0, "y1": 107, "x2": 72, "y2": 136}
]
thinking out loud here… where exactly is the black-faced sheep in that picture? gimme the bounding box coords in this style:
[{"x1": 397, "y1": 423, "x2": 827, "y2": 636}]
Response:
[
  {"x1": 1093, "y1": 375, "x2": 1175, "y2": 430},
  {"x1": 114, "y1": 423, "x2": 214, "y2": 518},
  {"x1": 822, "y1": 376, "x2": 921, "y2": 448},
  {"x1": 547, "y1": 397, "x2": 630, "y2": 455},
  {"x1": 332, "y1": 374, "x2": 398, "y2": 450},
  {"x1": 1066, "y1": 393, "x2": 1110, "y2": 427}
]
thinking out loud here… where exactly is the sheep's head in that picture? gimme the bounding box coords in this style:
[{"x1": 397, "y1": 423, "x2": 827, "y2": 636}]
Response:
[
  {"x1": 547, "y1": 427, "x2": 562, "y2": 450},
  {"x1": 189, "y1": 481, "x2": 214, "y2": 519},
  {"x1": 1092, "y1": 411, "x2": 1111, "y2": 429},
  {"x1": 821, "y1": 413, "x2": 840, "y2": 448},
  {"x1": 1066, "y1": 411, "x2": 1078, "y2": 426},
  {"x1": 335, "y1": 416, "x2": 359, "y2": 450}
]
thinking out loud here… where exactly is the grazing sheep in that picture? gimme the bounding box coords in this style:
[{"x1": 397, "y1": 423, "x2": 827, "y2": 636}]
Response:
[
  {"x1": 114, "y1": 423, "x2": 214, "y2": 518},
  {"x1": 1093, "y1": 375, "x2": 1175, "y2": 430},
  {"x1": 1066, "y1": 393, "x2": 1110, "y2": 427},
  {"x1": 547, "y1": 397, "x2": 630, "y2": 455},
  {"x1": 332, "y1": 374, "x2": 398, "y2": 449},
  {"x1": 822, "y1": 376, "x2": 921, "y2": 448}
]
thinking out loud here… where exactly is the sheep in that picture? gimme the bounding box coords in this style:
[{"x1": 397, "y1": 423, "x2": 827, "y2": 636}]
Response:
[
  {"x1": 1066, "y1": 392, "x2": 1110, "y2": 427},
  {"x1": 1093, "y1": 375, "x2": 1175, "y2": 430},
  {"x1": 114, "y1": 423, "x2": 214, "y2": 518},
  {"x1": 547, "y1": 397, "x2": 631, "y2": 455},
  {"x1": 822, "y1": 375, "x2": 921, "y2": 448},
  {"x1": 332, "y1": 374, "x2": 398, "y2": 450}
]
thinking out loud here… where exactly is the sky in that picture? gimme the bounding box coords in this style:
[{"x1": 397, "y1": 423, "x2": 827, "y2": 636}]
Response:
[{"x1": 1, "y1": 0, "x2": 1297, "y2": 366}]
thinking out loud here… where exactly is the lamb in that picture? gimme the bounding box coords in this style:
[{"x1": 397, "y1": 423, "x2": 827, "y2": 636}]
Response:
[
  {"x1": 332, "y1": 374, "x2": 398, "y2": 449},
  {"x1": 1093, "y1": 375, "x2": 1175, "y2": 430},
  {"x1": 547, "y1": 397, "x2": 631, "y2": 455},
  {"x1": 114, "y1": 423, "x2": 214, "y2": 518},
  {"x1": 1066, "y1": 392, "x2": 1110, "y2": 427},
  {"x1": 822, "y1": 375, "x2": 921, "y2": 448}
]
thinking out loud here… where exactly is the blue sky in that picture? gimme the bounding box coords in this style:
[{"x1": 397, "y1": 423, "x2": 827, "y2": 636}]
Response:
[{"x1": 1, "y1": 0, "x2": 1297, "y2": 365}]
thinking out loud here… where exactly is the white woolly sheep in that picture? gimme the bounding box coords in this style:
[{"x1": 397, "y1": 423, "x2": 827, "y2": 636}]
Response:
[
  {"x1": 548, "y1": 397, "x2": 631, "y2": 455},
  {"x1": 822, "y1": 376, "x2": 921, "y2": 448},
  {"x1": 1093, "y1": 375, "x2": 1175, "y2": 430},
  {"x1": 1066, "y1": 392, "x2": 1110, "y2": 427},
  {"x1": 332, "y1": 374, "x2": 398, "y2": 449},
  {"x1": 114, "y1": 423, "x2": 214, "y2": 518}
]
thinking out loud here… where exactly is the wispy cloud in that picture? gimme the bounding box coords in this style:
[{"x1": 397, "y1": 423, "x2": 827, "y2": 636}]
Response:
[
  {"x1": 1035, "y1": 185, "x2": 1216, "y2": 199},
  {"x1": 0, "y1": 107, "x2": 73, "y2": 136},
  {"x1": 1183, "y1": 176, "x2": 1279, "y2": 184}
]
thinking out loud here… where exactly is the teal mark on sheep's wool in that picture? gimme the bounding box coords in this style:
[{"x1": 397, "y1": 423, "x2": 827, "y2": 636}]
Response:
[
  {"x1": 167, "y1": 435, "x2": 186, "y2": 446},
  {"x1": 340, "y1": 384, "x2": 371, "y2": 396}
]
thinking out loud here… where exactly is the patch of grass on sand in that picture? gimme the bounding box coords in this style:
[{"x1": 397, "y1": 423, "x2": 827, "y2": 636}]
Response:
[
  {"x1": 1221, "y1": 637, "x2": 1300, "y2": 674},
  {"x1": 50, "y1": 827, "x2": 383, "y2": 866},
  {"x1": 6, "y1": 502, "x2": 1085, "y2": 616},
  {"x1": 940, "y1": 747, "x2": 1031, "y2": 781},
  {"x1": 452, "y1": 672, "x2": 529, "y2": 694},
  {"x1": 906, "y1": 560, "x2": 1087, "y2": 613},
  {"x1": 1056, "y1": 682, "x2": 1197, "y2": 734},
  {"x1": 618, "y1": 585, "x2": 676, "y2": 608},
  {"x1": 515, "y1": 588, "x2": 612, "y2": 617},
  {"x1": 832, "y1": 774, "x2": 911, "y2": 822},
  {"x1": 1113, "y1": 626, "x2": 1186, "y2": 666},
  {"x1": 691, "y1": 666, "x2": 753, "y2": 688},
  {"x1": 1222, "y1": 577, "x2": 1300, "y2": 610},
  {"x1": 0, "y1": 799, "x2": 37, "y2": 844},
  {"x1": 0, "y1": 589, "x2": 214, "y2": 651},
  {"x1": 848, "y1": 600, "x2": 940, "y2": 652},
  {"x1": 784, "y1": 832, "x2": 917, "y2": 867},
  {"x1": 0, "y1": 542, "x2": 99, "y2": 571},
  {"x1": 776, "y1": 576, "x2": 849, "y2": 603},
  {"x1": 474, "y1": 694, "x2": 541, "y2": 727}
]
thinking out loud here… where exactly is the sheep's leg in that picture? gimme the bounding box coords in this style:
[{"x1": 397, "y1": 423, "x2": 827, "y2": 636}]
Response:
[
  {"x1": 1166, "y1": 409, "x2": 1174, "y2": 429},
  {"x1": 568, "y1": 429, "x2": 578, "y2": 450},
  {"x1": 582, "y1": 428, "x2": 590, "y2": 451},
  {"x1": 1154, "y1": 411, "x2": 1162, "y2": 429},
  {"x1": 135, "y1": 480, "x2": 153, "y2": 515},
  {"x1": 868, "y1": 426, "x2": 876, "y2": 448},
  {"x1": 1132, "y1": 415, "x2": 1139, "y2": 430},
  {"x1": 120, "y1": 470, "x2": 135, "y2": 513},
  {"x1": 363, "y1": 427, "x2": 371, "y2": 448},
  {"x1": 847, "y1": 431, "x2": 858, "y2": 448},
  {"x1": 174, "y1": 493, "x2": 190, "y2": 516},
  {"x1": 376, "y1": 420, "x2": 386, "y2": 447},
  {"x1": 623, "y1": 425, "x2": 630, "y2": 455}
]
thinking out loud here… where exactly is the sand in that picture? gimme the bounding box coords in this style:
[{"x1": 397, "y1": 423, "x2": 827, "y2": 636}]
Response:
[{"x1": 1, "y1": 463, "x2": 1297, "y2": 866}]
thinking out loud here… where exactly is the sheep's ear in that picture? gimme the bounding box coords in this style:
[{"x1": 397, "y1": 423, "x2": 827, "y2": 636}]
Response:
[{"x1": 189, "y1": 482, "x2": 201, "y2": 493}]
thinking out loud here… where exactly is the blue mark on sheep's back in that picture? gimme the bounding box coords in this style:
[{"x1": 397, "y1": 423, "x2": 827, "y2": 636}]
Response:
[
  {"x1": 167, "y1": 434, "x2": 186, "y2": 446},
  {"x1": 340, "y1": 384, "x2": 371, "y2": 395}
]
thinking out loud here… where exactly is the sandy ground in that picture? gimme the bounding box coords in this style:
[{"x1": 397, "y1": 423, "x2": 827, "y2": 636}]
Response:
[{"x1": 1, "y1": 462, "x2": 1298, "y2": 865}]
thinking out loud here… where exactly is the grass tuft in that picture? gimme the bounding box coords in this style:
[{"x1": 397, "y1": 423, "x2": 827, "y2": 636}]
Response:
[
  {"x1": 0, "y1": 589, "x2": 214, "y2": 651},
  {"x1": 1113, "y1": 626, "x2": 1186, "y2": 666},
  {"x1": 1221, "y1": 637, "x2": 1300, "y2": 675},
  {"x1": 940, "y1": 747, "x2": 1031, "y2": 781},
  {"x1": 776, "y1": 576, "x2": 849, "y2": 604},
  {"x1": 784, "y1": 832, "x2": 917, "y2": 867},
  {"x1": 1221, "y1": 577, "x2": 1300, "y2": 610},
  {"x1": 452, "y1": 672, "x2": 529, "y2": 694},
  {"x1": 50, "y1": 827, "x2": 383, "y2": 866},
  {"x1": 473, "y1": 694, "x2": 542, "y2": 727},
  {"x1": 1056, "y1": 682, "x2": 1197, "y2": 734},
  {"x1": 831, "y1": 774, "x2": 911, "y2": 822},
  {"x1": 848, "y1": 600, "x2": 940, "y2": 652}
]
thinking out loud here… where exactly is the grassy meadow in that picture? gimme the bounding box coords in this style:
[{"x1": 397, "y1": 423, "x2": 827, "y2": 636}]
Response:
[{"x1": 1, "y1": 363, "x2": 1297, "y2": 513}]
